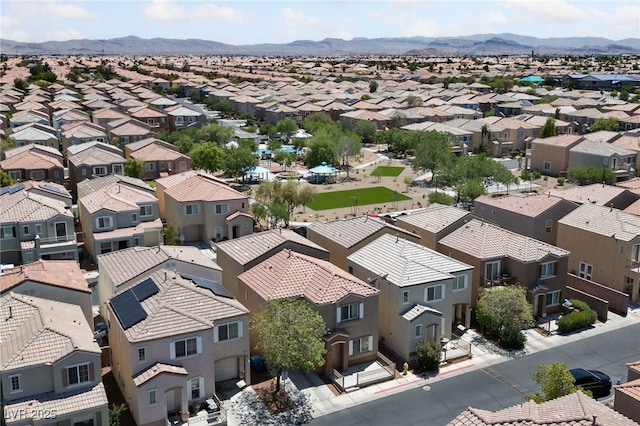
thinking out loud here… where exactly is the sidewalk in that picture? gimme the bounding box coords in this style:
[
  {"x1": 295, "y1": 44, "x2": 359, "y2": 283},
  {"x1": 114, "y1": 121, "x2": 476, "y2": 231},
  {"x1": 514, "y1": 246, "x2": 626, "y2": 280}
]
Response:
[{"x1": 224, "y1": 307, "x2": 640, "y2": 425}]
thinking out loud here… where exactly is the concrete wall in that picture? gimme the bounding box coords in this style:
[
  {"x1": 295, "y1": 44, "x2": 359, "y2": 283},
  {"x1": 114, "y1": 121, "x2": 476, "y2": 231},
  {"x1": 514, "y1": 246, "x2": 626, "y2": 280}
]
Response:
[
  {"x1": 564, "y1": 286, "x2": 609, "y2": 321},
  {"x1": 565, "y1": 273, "x2": 628, "y2": 316}
]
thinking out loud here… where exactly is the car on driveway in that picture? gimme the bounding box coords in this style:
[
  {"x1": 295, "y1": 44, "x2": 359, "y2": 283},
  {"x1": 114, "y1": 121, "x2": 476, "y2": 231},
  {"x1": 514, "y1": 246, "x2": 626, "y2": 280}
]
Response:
[{"x1": 570, "y1": 368, "x2": 611, "y2": 398}]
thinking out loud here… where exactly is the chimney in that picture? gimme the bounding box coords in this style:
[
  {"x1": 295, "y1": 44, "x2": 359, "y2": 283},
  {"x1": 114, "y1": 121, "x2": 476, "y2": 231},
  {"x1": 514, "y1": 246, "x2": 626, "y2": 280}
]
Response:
[
  {"x1": 6, "y1": 306, "x2": 12, "y2": 320},
  {"x1": 34, "y1": 234, "x2": 41, "y2": 260},
  {"x1": 592, "y1": 415, "x2": 597, "y2": 425}
]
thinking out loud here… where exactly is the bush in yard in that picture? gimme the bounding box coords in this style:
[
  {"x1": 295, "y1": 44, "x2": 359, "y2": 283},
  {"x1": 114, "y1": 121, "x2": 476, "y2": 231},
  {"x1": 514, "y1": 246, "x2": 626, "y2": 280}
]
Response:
[
  {"x1": 499, "y1": 323, "x2": 526, "y2": 350},
  {"x1": 557, "y1": 299, "x2": 597, "y2": 334},
  {"x1": 416, "y1": 339, "x2": 442, "y2": 371}
]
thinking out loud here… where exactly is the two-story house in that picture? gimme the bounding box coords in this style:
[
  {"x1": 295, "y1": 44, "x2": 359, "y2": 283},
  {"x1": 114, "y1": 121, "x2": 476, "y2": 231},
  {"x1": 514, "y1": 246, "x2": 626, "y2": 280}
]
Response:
[
  {"x1": 438, "y1": 219, "x2": 570, "y2": 319},
  {"x1": 1, "y1": 184, "x2": 78, "y2": 265},
  {"x1": 164, "y1": 104, "x2": 205, "y2": 131},
  {"x1": 546, "y1": 183, "x2": 639, "y2": 210},
  {"x1": 77, "y1": 181, "x2": 163, "y2": 261},
  {"x1": 60, "y1": 121, "x2": 108, "y2": 152},
  {"x1": 105, "y1": 117, "x2": 155, "y2": 150},
  {"x1": 347, "y1": 234, "x2": 473, "y2": 362},
  {"x1": 125, "y1": 138, "x2": 191, "y2": 180},
  {"x1": 527, "y1": 134, "x2": 585, "y2": 176},
  {"x1": 107, "y1": 270, "x2": 249, "y2": 426},
  {"x1": 557, "y1": 203, "x2": 640, "y2": 302},
  {"x1": 0, "y1": 144, "x2": 65, "y2": 185},
  {"x1": 67, "y1": 141, "x2": 126, "y2": 193},
  {"x1": 394, "y1": 204, "x2": 474, "y2": 250},
  {"x1": 1, "y1": 293, "x2": 108, "y2": 426},
  {"x1": 10, "y1": 122, "x2": 59, "y2": 149},
  {"x1": 128, "y1": 105, "x2": 170, "y2": 131},
  {"x1": 237, "y1": 249, "x2": 379, "y2": 377},
  {"x1": 155, "y1": 171, "x2": 252, "y2": 243},
  {"x1": 568, "y1": 139, "x2": 637, "y2": 182}
]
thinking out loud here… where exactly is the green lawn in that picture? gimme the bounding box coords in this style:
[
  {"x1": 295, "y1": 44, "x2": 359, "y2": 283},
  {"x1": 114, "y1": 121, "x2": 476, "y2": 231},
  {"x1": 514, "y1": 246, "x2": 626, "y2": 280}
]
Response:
[
  {"x1": 370, "y1": 166, "x2": 405, "y2": 177},
  {"x1": 307, "y1": 186, "x2": 411, "y2": 210}
]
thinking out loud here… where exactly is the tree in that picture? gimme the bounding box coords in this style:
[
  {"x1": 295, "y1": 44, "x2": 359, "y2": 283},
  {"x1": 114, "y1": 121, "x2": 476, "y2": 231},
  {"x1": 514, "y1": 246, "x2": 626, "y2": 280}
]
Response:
[
  {"x1": 479, "y1": 124, "x2": 491, "y2": 153},
  {"x1": 251, "y1": 202, "x2": 269, "y2": 231},
  {"x1": 354, "y1": 120, "x2": 377, "y2": 144},
  {"x1": 1, "y1": 136, "x2": 16, "y2": 160},
  {"x1": 528, "y1": 362, "x2": 584, "y2": 403},
  {"x1": 369, "y1": 80, "x2": 378, "y2": 93},
  {"x1": 109, "y1": 403, "x2": 128, "y2": 426},
  {"x1": 302, "y1": 112, "x2": 333, "y2": 134},
  {"x1": 413, "y1": 130, "x2": 456, "y2": 191},
  {"x1": 476, "y1": 285, "x2": 534, "y2": 349},
  {"x1": 540, "y1": 117, "x2": 557, "y2": 138},
  {"x1": 0, "y1": 170, "x2": 17, "y2": 187},
  {"x1": 276, "y1": 118, "x2": 298, "y2": 139},
  {"x1": 334, "y1": 134, "x2": 362, "y2": 180},
  {"x1": 520, "y1": 169, "x2": 541, "y2": 191},
  {"x1": 163, "y1": 224, "x2": 181, "y2": 245},
  {"x1": 124, "y1": 158, "x2": 143, "y2": 178},
  {"x1": 222, "y1": 147, "x2": 258, "y2": 179},
  {"x1": 251, "y1": 298, "x2": 327, "y2": 396},
  {"x1": 589, "y1": 117, "x2": 620, "y2": 132},
  {"x1": 568, "y1": 165, "x2": 615, "y2": 185},
  {"x1": 415, "y1": 340, "x2": 442, "y2": 371},
  {"x1": 190, "y1": 142, "x2": 224, "y2": 173},
  {"x1": 406, "y1": 94, "x2": 423, "y2": 107}
]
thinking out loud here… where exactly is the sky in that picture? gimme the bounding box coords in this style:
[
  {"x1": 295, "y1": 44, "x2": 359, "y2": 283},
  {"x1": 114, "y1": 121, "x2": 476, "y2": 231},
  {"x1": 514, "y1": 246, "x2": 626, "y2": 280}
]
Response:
[{"x1": 1, "y1": 0, "x2": 639, "y2": 45}]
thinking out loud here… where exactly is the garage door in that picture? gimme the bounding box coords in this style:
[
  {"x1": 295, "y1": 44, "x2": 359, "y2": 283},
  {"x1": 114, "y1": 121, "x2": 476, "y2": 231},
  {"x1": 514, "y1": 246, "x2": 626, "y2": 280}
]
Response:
[
  {"x1": 181, "y1": 225, "x2": 199, "y2": 242},
  {"x1": 215, "y1": 357, "x2": 238, "y2": 382}
]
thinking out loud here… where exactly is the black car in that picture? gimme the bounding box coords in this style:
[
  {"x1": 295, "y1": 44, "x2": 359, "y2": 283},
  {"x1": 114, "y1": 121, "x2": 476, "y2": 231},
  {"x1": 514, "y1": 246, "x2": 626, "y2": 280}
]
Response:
[{"x1": 570, "y1": 368, "x2": 612, "y2": 398}]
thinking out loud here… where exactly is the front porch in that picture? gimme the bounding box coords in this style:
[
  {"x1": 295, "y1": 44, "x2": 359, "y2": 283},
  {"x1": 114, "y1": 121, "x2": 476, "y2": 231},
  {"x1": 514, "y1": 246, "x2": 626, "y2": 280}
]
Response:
[
  {"x1": 167, "y1": 395, "x2": 227, "y2": 426},
  {"x1": 330, "y1": 351, "x2": 396, "y2": 393}
]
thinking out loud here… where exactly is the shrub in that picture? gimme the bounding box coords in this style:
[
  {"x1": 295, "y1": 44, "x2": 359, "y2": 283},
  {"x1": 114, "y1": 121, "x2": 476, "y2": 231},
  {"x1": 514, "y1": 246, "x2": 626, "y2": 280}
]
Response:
[
  {"x1": 557, "y1": 299, "x2": 597, "y2": 334},
  {"x1": 499, "y1": 323, "x2": 526, "y2": 349},
  {"x1": 557, "y1": 177, "x2": 565, "y2": 186},
  {"x1": 415, "y1": 340, "x2": 442, "y2": 371}
]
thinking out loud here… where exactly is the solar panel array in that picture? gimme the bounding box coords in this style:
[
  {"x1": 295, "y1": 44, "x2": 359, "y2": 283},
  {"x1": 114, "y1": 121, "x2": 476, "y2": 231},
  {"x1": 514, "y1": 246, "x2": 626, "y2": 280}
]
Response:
[
  {"x1": 39, "y1": 183, "x2": 69, "y2": 195},
  {"x1": 110, "y1": 277, "x2": 159, "y2": 330},
  {"x1": 131, "y1": 277, "x2": 159, "y2": 302},
  {"x1": 7, "y1": 183, "x2": 25, "y2": 194},
  {"x1": 181, "y1": 273, "x2": 234, "y2": 299}
]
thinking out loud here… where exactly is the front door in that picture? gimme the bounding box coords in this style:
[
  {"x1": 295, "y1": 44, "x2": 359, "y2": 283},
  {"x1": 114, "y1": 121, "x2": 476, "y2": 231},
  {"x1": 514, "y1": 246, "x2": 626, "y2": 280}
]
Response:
[
  {"x1": 118, "y1": 240, "x2": 128, "y2": 250},
  {"x1": 232, "y1": 225, "x2": 239, "y2": 239},
  {"x1": 167, "y1": 388, "x2": 177, "y2": 414},
  {"x1": 55, "y1": 222, "x2": 67, "y2": 241}
]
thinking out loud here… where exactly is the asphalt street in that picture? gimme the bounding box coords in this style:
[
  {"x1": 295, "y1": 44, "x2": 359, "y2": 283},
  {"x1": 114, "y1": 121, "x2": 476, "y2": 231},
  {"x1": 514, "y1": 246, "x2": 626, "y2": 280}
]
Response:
[{"x1": 310, "y1": 322, "x2": 640, "y2": 426}]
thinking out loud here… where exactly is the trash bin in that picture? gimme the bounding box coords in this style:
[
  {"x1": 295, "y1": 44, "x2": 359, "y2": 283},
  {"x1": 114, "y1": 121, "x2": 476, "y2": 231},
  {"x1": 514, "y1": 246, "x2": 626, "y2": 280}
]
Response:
[{"x1": 250, "y1": 355, "x2": 265, "y2": 374}]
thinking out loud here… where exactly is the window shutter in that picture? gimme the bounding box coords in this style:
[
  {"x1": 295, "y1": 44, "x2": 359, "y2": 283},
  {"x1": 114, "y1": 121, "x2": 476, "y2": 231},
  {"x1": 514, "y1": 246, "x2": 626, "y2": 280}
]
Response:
[
  {"x1": 367, "y1": 336, "x2": 373, "y2": 352},
  {"x1": 62, "y1": 369, "x2": 68, "y2": 387},
  {"x1": 359, "y1": 303, "x2": 364, "y2": 319},
  {"x1": 539, "y1": 264, "x2": 543, "y2": 277},
  {"x1": 170, "y1": 342, "x2": 176, "y2": 359},
  {"x1": 89, "y1": 362, "x2": 95, "y2": 381},
  {"x1": 186, "y1": 378, "x2": 192, "y2": 399},
  {"x1": 348, "y1": 340, "x2": 353, "y2": 356},
  {"x1": 196, "y1": 337, "x2": 202, "y2": 354},
  {"x1": 198, "y1": 377, "x2": 205, "y2": 398},
  {"x1": 214, "y1": 327, "x2": 219, "y2": 343},
  {"x1": 336, "y1": 307, "x2": 342, "y2": 323},
  {"x1": 553, "y1": 262, "x2": 558, "y2": 276},
  {"x1": 237, "y1": 321, "x2": 243, "y2": 338}
]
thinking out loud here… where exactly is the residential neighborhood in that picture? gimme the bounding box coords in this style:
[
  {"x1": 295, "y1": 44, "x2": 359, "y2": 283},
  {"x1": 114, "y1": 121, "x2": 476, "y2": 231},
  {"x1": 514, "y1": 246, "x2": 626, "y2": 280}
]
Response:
[{"x1": 1, "y1": 36, "x2": 640, "y2": 426}]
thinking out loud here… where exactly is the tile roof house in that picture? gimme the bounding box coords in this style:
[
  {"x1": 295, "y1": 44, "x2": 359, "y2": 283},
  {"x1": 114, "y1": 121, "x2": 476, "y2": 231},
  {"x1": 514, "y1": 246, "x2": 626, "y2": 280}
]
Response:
[
  {"x1": 0, "y1": 186, "x2": 78, "y2": 265},
  {"x1": 76, "y1": 174, "x2": 155, "y2": 199},
  {"x1": 164, "y1": 104, "x2": 205, "y2": 131},
  {"x1": 107, "y1": 269, "x2": 249, "y2": 426},
  {"x1": 96, "y1": 244, "x2": 222, "y2": 318},
  {"x1": 125, "y1": 138, "x2": 191, "y2": 180},
  {"x1": 568, "y1": 138, "x2": 637, "y2": 182},
  {"x1": 527, "y1": 134, "x2": 584, "y2": 176},
  {"x1": 155, "y1": 171, "x2": 252, "y2": 244},
  {"x1": 557, "y1": 203, "x2": 640, "y2": 302},
  {"x1": 238, "y1": 249, "x2": 379, "y2": 377},
  {"x1": 394, "y1": 204, "x2": 474, "y2": 250},
  {"x1": 614, "y1": 361, "x2": 640, "y2": 425},
  {"x1": 67, "y1": 141, "x2": 126, "y2": 193},
  {"x1": 60, "y1": 121, "x2": 108, "y2": 152},
  {"x1": 10, "y1": 122, "x2": 59, "y2": 149},
  {"x1": 128, "y1": 105, "x2": 169, "y2": 131},
  {"x1": 449, "y1": 391, "x2": 637, "y2": 426},
  {"x1": 77, "y1": 181, "x2": 163, "y2": 261},
  {"x1": 473, "y1": 193, "x2": 579, "y2": 245},
  {"x1": 105, "y1": 117, "x2": 155, "y2": 150},
  {"x1": 1, "y1": 293, "x2": 108, "y2": 426},
  {"x1": 546, "y1": 183, "x2": 638, "y2": 210},
  {"x1": 438, "y1": 219, "x2": 570, "y2": 317},
  {"x1": 306, "y1": 216, "x2": 421, "y2": 270},
  {"x1": 0, "y1": 144, "x2": 65, "y2": 185},
  {"x1": 9, "y1": 109, "x2": 50, "y2": 129},
  {"x1": 347, "y1": 234, "x2": 473, "y2": 361}
]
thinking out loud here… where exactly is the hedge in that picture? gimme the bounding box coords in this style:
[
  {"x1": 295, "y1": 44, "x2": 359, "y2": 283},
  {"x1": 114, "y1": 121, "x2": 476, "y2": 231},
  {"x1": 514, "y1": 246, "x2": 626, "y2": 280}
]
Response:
[{"x1": 557, "y1": 299, "x2": 597, "y2": 334}]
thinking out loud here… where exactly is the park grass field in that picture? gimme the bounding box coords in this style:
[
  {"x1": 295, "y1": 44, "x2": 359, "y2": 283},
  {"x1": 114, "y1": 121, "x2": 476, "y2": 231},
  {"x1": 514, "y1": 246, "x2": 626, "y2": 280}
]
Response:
[
  {"x1": 370, "y1": 166, "x2": 405, "y2": 177},
  {"x1": 306, "y1": 186, "x2": 411, "y2": 210}
]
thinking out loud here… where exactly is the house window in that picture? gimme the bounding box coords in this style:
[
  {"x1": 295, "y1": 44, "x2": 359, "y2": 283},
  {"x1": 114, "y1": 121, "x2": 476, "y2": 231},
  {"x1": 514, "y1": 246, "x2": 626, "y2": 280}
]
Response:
[
  {"x1": 188, "y1": 377, "x2": 203, "y2": 400},
  {"x1": 215, "y1": 227, "x2": 223, "y2": 240},
  {"x1": 92, "y1": 166, "x2": 107, "y2": 176},
  {"x1": 137, "y1": 347, "x2": 146, "y2": 362},
  {"x1": 485, "y1": 260, "x2": 500, "y2": 281},
  {"x1": 188, "y1": 116, "x2": 196, "y2": 123},
  {"x1": 147, "y1": 118, "x2": 155, "y2": 125},
  {"x1": 67, "y1": 363, "x2": 91, "y2": 386},
  {"x1": 178, "y1": 161, "x2": 187, "y2": 171},
  {"x1": 545, "y1": 220, "x2": 553, "y2": 234},
  {"x1": 82, "y1": 169, "x2": 88, "y2": 176},
  {"x1": 172, "y1": 337, "x2": 200, "y2": 358},
  {"x1": 24, "y1": 251, "x2": 34, "y2": 263},
  {"x1": 121, "y1": 136, "x2": 130, "y2": 144},
  {"x1": 23, "y1": 225, "x2": 30, "y2": 236},
  {"x1": 338, "y1": 303, "x2": 362, "y2": 322},
  {"x1": 100, "y1": 242, "x2": 112, "y2": 254},
  {"x1": 215, "y1": 204, "x2": 228, "y2": 215},
  {"x1": 30, "y1": 170, "x2": 45, "y2": 180},
  {"x1": 349, "y1": 336, "x2": 372, "y2": 355},
  {"x1": 216, "y1": 322, "x2": 241, "y2": 342},
  {"x1": 159, "y1": 161, "x2": 166, "y2": 170},
  {"x1": 8, "y1": 170, "x2": 21, "y2": 180},
  {"x1": 546, "y1": 290, "x2": 561, "y2": 307},
  {"x1": 453, "y1": 275, "x2": 467, "y2": 291},
  {"x1": 415, "y1": 324, "x2": 422, "y2": 339},
  {"x1": 425, "y1": 284, "x2": 444, "y2": 302},
  {"x1": 603, "y1": 158, "x2": 608, "y2": 166},
  {"x1": 96, "y1": 216, "x2": 112, "y2": 230},
  {"x1": 1, "y1": 226, "x2": 16, "y2": 239},
  {"x1": 243, "y1": 222, "x2": 249, "y2": 231},
  {"x1": 140, "y1": 205, "x2": 153, "y2": 217},
  {"x1": 176, "y1": 116, "x2": 184, "y2": 124},
  {"x1": 144, "y1": 162, "x2": 156, "y2": 172},
  {"x1": 185, "y1": 204, "x2": 199, "y2": 215},
  {"x1": 35, "y1": 224, "x2": 42, "y2": 235},
  {"x1": 159, "y1": 117, "x2": 166, "y2": 123},
  {"x1": 540, "y1": 261, "x2": 557, "y2": 279},
  {"x1": 148, "y1": 389, "x2": 157, "y2": 405},
  {"x1": 133, "y1": 237, "x2": 141, "y2": 246},
  {"x1": 632, "y1": 244, "x2": 640, "y2": 262},
  {"x1": 403, "y1": 290, "x2": 409, "y2": 304},
  {"x1": 578, "y1": 262, "x2": 593, "y2": 280},
  {"x1": 543, "y1": 161, "x2": 551, "y2": 171},
  {"x1": 113, "y1": 164, "x2": 124, "y2": 175},
  {"x1": 132, "y1": 213, "x2": 138, "y2": 223},
  {"x1": 9, "y1": 375, "x2": 21, "y2": 392}
]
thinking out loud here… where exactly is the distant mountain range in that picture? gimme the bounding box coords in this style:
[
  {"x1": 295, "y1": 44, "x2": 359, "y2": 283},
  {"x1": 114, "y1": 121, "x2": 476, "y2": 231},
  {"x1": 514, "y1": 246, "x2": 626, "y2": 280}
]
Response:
[{"x1": 1, "y1": 33, "x2": 639, "y2": 56}]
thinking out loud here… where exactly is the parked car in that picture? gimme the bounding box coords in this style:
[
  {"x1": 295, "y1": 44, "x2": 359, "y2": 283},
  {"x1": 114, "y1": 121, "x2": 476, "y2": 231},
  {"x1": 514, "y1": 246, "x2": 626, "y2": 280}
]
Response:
[{"x1": 570, "y1": 368, "x2": 611, "y2": 397}]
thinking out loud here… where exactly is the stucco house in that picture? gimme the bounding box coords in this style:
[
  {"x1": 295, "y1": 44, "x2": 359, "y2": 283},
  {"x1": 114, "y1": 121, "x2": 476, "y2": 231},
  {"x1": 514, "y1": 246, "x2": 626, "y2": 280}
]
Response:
[
  {"x1": 394, "y1": 204, "x2": 474, "y2": 250},
  {"x1": 67, "y1": 141, "x2": 126, "y2": 193},
  {"x1": 0, "y1": 144, "x2": 65, "y2": 185}
]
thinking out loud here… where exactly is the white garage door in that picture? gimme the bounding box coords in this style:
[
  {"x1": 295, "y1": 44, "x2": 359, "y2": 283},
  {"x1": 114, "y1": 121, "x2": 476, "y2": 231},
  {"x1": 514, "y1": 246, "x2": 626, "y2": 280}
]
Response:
[{"x1": 215, "y1": 357, "x2": 238, "y2": 382}]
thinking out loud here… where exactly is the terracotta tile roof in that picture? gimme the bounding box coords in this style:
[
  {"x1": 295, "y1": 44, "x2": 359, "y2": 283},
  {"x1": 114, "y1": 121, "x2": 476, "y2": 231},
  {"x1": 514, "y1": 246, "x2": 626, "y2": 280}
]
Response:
[
  {"x1": 133, "y1": 362, "x2": 188, "y2": 387},
  {"x1": 1, "y1": 292, "x2": 99, "y2": 371},
  {"x1": 92, "y1": 218, "x2": 162, "y2": 240},
  {"x1": 531, "y1": 134, "x2": 584, "y2": 147},
  {"x1": 238, "y1": 249, "x2": 378, "y2": 305},
  {"x1": 308, "y1": 216, "x2": 416, "y2": 249},
  {"x1": 109, "y1": 121, "x2": 153, "y2": 136},
  {"x1": 0, "y1": 191, "x2": 71, "y2": 223},
  {"x1": 559, "y1": 203, "x2": 640, "y2": 241},
  {"x1": 474, "y1": 193, "x2": 574, "y2": 218},
  {"x1": 79, "y1": 182, "x2": 157, "y2": 214},
  {"x1": 0, "y1": 260, "x2": 90, "y2": 294},
  {"x1": 616, "y1": 378, "x2": 640, "y2": 403},
  {"x1": 547, "y1": 184, "x2": 634, "y2": 206},
  {"x1": 396, "y1": 204, "x2": 472, "y2": 233},
  {"x1": 68, "y1": 145, "x2": 125, "y2": 167},
  {"x1": 448, "y1": 391, "x2": 637, "y2": 425},
  {"x1": 401, "y1": 304, "x2": 442, "y2": 321},
  {"x1": 0, "y1": 148, "x2": 63, "y2": 170},
  {"x1": 159, "y1": 171, "x2": 246, "y2": 202},
  {"x1": 129, "y1": 142, "x2": 185, "y2": 162},
  {"x1": 439, "y1": 219, "x2": 569, "y2": 262}
]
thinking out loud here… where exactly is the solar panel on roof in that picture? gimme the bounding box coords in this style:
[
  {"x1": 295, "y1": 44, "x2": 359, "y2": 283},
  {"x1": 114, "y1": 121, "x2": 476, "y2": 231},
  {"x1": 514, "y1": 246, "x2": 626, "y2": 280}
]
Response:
[
  {"x1": 181, "y1": 273, "x2": 234, "y2": 299},
  {"x1": 39, "y1": 183, "x2": 68, "y2": 195},
  {"x1": 0, "y1": 187, "x2": 9, "y2": 196},
  {"x1": 110, "y1": 289, "x2": 147, "y2": 330},
  {"x1": 8, "y1": 183, "x2": 25, "y2": 194},
  {"x1": 131, "y1": 277, "x2": 159, "y2": 302}
]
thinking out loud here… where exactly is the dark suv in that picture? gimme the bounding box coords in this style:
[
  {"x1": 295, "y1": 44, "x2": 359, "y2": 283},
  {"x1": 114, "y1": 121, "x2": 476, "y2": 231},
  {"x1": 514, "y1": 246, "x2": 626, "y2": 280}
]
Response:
[{"x1": 570, "y1": 368, "x2": 611, "y2": 398}]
